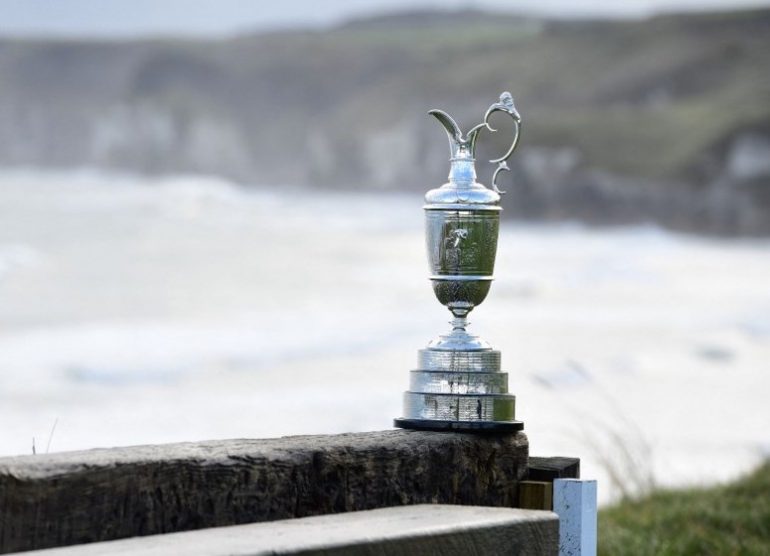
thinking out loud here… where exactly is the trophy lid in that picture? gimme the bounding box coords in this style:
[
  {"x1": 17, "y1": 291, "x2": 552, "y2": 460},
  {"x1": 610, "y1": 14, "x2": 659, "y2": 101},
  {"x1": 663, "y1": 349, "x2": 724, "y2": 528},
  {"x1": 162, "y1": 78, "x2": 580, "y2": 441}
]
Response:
[{"x1": 424, "y1": 92, "x2": 521, "y2": 210}]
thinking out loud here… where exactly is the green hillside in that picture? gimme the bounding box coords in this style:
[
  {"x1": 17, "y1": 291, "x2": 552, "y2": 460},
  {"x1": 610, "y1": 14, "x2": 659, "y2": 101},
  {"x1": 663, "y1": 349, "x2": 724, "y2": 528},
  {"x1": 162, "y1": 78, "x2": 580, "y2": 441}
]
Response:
[
  {"x1": 329, "y1": 9, "x2": 770, "y2": 181},
  {"x1": 0, "y1": 8, "x2": 768, "y2": 233}
]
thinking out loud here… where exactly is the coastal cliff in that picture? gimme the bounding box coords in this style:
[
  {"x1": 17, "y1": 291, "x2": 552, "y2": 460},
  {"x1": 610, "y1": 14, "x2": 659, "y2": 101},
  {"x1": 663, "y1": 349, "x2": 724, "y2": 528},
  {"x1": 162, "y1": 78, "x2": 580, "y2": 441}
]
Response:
[{"x1": 0, "y1": 9, "x2": 768, "y2": 234}]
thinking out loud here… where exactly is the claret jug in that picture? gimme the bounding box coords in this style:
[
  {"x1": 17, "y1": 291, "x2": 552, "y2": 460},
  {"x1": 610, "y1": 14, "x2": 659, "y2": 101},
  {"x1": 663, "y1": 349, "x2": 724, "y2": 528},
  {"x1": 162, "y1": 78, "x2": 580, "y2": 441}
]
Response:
[{"x1": 395, "y1": 92, "x2": 524, "y2": 431}]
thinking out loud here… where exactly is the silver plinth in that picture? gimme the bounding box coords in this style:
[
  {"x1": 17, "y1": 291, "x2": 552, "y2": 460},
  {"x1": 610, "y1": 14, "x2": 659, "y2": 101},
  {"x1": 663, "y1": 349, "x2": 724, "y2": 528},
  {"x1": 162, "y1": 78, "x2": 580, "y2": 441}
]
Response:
[
  {"x1": 395, "y1": 92, "x2": 524, "y2": 433},
  {"x1": 397, "y1": 348, "x2": 520, "y2": 430}
]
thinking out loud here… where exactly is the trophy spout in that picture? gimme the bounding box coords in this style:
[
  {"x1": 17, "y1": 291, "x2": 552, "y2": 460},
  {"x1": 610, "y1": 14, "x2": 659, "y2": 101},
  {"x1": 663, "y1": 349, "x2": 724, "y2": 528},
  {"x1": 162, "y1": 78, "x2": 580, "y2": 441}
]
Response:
[{"x1": 428, "y1": 109, "x2": 483, "y2": 163}]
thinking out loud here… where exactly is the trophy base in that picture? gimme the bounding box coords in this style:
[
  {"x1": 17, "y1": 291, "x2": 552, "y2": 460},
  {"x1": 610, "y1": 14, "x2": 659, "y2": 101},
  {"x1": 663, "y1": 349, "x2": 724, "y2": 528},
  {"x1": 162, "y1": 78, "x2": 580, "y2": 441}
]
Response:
[
  {"x1": 396, "y1": 348, "x2": 523, "y2": 434},
  {"x1": 394, "y1": 418, "x2": 524, "y2": 432}
]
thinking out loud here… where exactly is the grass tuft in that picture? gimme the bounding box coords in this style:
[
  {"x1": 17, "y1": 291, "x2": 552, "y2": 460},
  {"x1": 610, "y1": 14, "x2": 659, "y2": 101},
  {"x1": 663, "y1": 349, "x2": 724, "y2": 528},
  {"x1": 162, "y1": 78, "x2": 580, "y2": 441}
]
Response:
[{"x1": 599, "y1": 460, "x2": 770, "y2": 555}]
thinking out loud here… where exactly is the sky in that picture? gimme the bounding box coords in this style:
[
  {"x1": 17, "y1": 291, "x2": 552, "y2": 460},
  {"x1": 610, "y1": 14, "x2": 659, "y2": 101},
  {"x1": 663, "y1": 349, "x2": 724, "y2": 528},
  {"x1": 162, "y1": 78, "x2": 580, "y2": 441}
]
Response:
[{"x1": 1, "y1": 0, "x2": 768, "y2": 38}]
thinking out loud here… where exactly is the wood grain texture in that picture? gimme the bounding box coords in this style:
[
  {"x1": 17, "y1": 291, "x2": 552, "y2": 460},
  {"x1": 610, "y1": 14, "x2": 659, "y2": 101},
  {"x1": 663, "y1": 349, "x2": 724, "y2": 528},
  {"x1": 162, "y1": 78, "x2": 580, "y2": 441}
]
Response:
[
  {"x1": 20, "y1": 505, "x2": 557, "y2": 556},
  {"x1": 527, "y1": 457, "x2": 580, "y2": 482},
  {"x1": 519, "y1": 481, "x2": 554, "y2": 511},
  {"x1": 0, "y1": 430, "x2": 528, "y2": 554}
]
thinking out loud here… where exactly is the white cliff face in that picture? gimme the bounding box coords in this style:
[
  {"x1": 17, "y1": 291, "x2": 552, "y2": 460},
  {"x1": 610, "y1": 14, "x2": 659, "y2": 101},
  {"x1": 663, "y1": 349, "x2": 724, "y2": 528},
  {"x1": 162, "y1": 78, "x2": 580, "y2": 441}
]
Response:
[
  {"x1": 91, "y1": 104, "x2": 177, "y2": 162},
  {"x1": 182, "y1": 115, "x2": 253, "y2": 177},
  {"x1": 520, "y1": 146, "x2": 582, "y2": 183},
  {"x1": 306, "y1": 128, "x2": 337, "y2": 183},
  {"x1": 90, "y1": 104, "x2": 253, "y2": 177},
  {"x1": 726, "y1": 133, "x2": 770, "y2": 181},
  {"x1": 362, "y1": 121, "x2": 420, "y2": 189}
]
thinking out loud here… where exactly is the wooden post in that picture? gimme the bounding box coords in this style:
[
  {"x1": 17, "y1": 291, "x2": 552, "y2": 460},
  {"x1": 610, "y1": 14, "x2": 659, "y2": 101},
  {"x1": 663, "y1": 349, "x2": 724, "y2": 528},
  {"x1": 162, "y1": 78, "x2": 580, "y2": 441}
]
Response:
[
  {"x1": 527, "y1": 457, "x2": 580, "y2": 482},
  {"x1": 519, "y1": 456, "x2": 580, "y2": 511},
  {"x1": 518, "y1": 481, "x2": 553, "y2": 510},
  {"x1": 0, "y1": 430, "x2": 529, "y2": 554}
]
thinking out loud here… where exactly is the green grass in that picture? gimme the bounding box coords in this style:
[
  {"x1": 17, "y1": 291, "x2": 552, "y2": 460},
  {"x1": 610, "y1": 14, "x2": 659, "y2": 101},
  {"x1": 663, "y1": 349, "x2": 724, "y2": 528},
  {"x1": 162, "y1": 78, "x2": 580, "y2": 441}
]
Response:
[
  {"x1": 599, "y1": 461, "x2": 770, "y2": 555},
  {"x1": 321, "y1": 8, "x2": 770, "y2": 183}
]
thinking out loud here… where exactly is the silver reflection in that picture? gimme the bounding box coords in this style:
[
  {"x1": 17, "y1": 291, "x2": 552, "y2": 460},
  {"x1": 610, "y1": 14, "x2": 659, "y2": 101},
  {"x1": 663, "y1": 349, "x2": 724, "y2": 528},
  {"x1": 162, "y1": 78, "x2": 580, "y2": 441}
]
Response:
[{"x1": 395, "y1": 92, "x2": 524, "y2": 432}]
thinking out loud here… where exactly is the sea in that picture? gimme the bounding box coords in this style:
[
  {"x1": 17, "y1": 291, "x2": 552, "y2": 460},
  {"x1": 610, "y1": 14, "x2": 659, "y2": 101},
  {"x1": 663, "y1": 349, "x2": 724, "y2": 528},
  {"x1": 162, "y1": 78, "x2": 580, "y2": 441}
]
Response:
[{"x1": 1, "y1": 168, "x2": 768, "y2": 503}]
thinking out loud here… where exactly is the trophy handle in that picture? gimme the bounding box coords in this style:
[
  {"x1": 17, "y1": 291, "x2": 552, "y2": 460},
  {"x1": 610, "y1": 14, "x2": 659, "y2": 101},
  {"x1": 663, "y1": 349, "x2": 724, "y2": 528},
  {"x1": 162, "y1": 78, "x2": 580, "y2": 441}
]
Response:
[
  {"x1": 472, "y1": 92, "x2": 522, "y2": 194},
  {"x1": 429, "y1": 92, "x2": 522, "y2": 193}
]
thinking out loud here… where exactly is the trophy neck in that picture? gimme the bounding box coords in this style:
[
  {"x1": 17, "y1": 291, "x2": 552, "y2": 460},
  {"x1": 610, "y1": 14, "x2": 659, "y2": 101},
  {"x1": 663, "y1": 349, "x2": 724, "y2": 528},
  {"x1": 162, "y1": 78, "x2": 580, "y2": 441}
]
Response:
[
  {"x1": 448, "y1": 157, "x2": 477, "y2": 186},
  {"x1": 426, "y1": 315, "x2": 492, "y2": 352}
]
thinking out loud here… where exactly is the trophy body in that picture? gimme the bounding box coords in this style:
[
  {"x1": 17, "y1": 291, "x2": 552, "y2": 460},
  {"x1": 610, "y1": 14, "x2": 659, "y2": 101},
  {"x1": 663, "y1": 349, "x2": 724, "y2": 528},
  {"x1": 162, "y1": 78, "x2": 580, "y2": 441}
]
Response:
[{"x1": 395, "y1": 93, "x2": 524, "y2": 432}]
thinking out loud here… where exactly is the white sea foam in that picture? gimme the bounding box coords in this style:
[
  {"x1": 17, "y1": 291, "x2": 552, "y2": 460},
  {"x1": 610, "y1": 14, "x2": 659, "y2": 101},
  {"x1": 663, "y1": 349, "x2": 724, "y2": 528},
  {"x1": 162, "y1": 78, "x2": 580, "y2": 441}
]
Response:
[{"x1": 0, "y1": 168, "x2": 768, "y2": 503}]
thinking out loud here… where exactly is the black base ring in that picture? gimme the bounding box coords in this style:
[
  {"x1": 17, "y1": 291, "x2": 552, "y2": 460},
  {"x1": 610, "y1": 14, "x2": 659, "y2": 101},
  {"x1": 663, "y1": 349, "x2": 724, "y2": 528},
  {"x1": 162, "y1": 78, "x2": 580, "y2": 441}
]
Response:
[{"x1": 393, "y1": 418, "x2": 524, "y2": 432}]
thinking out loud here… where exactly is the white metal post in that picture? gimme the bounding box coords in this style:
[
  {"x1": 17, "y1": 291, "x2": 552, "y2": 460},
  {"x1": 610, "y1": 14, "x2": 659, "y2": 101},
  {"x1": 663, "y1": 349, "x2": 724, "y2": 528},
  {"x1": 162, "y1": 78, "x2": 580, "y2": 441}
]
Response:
[{"x1": 553, "y1": 479, "x2": 597, "y2": 556}]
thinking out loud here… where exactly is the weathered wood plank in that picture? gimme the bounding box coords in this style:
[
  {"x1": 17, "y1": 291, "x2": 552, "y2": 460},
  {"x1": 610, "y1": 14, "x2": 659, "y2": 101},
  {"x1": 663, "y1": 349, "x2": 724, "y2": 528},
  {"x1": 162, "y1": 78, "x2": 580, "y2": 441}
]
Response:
[
  {"x1": 527, "y1": 457, "x2": 580, "y2": 482},
  {"x1": 20, "y1": 505, "x2": 558, "y2": 556},
  {"x1": 0, "y1": 430, "x2": 528, "y2": 554},
  {"x1": 518, "y1": 481, "x2": 553, "y2": 511}
]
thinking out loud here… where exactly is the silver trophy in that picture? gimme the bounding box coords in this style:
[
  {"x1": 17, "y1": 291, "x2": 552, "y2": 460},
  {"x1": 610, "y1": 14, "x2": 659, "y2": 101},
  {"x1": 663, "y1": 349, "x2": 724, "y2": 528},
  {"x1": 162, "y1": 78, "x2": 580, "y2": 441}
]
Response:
[{"x1": 395, "y1": 92, "x2": 523, "y2": 432}]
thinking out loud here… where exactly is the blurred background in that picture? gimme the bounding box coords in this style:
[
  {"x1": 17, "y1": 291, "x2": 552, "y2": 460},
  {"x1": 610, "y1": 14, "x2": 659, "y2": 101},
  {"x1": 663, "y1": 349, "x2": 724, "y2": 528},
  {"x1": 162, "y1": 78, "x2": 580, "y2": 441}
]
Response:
[{"x1": 0, "y1": 0, "x2": 769, "y2": 503}]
